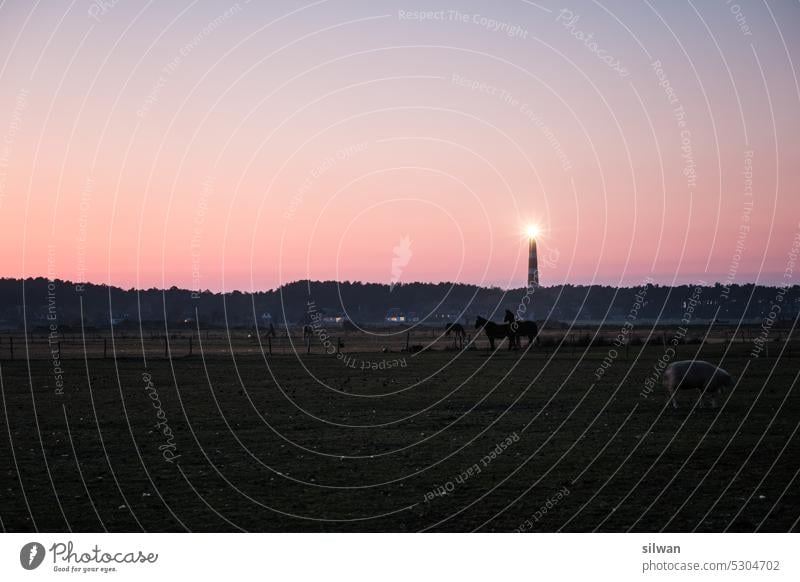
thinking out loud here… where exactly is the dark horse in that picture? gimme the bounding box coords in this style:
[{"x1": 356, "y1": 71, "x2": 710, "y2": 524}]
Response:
[
  {"x1": 444, "y1": 323, "x2": 465, "y2": 337},
  {"x1": 251, "y1": 323, "x2": 276, "y2": 340},
  {"x1": 504, "y1": 310, "x2": 539, "y2": 347},
  {"x1": 444, "y1": 322, "x2": 465, "y2": 348},
  {"x1": 474, "y1": 316, "x2": 515, "y2": 350}
]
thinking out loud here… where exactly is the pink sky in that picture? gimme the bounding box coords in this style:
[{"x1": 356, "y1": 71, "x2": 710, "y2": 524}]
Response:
[{"x1": 1, "y1": 1, "x2": 799, "y2": 291}]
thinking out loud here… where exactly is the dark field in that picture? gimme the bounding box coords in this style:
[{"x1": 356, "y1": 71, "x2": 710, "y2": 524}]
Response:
[{"x1": 1, "y1": 334, "x2": 798, "y2": 532}]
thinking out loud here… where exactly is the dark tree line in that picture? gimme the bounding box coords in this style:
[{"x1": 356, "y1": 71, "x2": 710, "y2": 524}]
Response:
[{"x1": 1, "y1": 277, "x2": 797, "y2": 331}]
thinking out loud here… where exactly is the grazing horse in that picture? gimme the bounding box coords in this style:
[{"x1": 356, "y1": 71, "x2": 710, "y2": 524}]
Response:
[
  {"x1": 444, "y1": 323, "x2": 465, "y2": 348},
  {"x1": 474, "y1": 316, "x2": 515, "y2": 350},
  {"x1": 504, "y1": 310, "x2": 539, "y2": 347}
]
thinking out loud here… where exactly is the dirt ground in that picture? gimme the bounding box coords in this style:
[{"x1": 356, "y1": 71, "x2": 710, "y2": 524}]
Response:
[{"x1": 1, "y1": 339, "x2": 798, "y2": 532}]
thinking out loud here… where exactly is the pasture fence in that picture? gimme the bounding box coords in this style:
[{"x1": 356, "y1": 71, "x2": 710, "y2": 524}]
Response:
[{"x1": 0, "y1": 325, "x2": 796, "y2": 361}]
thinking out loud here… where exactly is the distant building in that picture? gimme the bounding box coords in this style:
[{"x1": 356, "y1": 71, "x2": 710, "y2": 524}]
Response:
[
  {"x1": 384, "y1": 308, "x2": 419, "y2": 323},
  {"x1": 385, "y1": 308, "x2": 404, "y2": 323},
  {"x1": 111, "y1": 314, "x2": 130, "y2": 326},
  {"x1": 322, "y1": 312, "x2": 347, "y2": 325}
]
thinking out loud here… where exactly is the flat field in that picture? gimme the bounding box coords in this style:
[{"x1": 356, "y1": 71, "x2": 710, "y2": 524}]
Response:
[{"x1": 1, "y1": 333, "x2": 798, "y2": 532}]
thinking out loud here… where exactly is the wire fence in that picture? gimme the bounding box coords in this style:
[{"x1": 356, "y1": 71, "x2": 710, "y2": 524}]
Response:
[{"x1": 0, "y1": 326, "x2": 796, "y2": 360}]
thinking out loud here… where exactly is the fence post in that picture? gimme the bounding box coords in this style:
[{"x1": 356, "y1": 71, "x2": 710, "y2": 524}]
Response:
[
  {"x1": 268, "y1": 335, "x2": 272, "y2": 356},
  {"x1": 9, "y1": 336, "x2": 13, "y2": 360},
  {"x1": 103, "y1": 338, "x2": 107, "y2": 359},
  {"x1": 189, "y1": 337, "x2": 193, "y2": 356},
  {"x1": 164, "y1": 337, "x2": 168, "y2": 359},
  {"x1": 405, "y1": 331, "x2": 410, "y2": 352}
]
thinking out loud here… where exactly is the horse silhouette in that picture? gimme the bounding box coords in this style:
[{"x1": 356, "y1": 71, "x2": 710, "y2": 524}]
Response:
[
  {"x1": 474, "y1": 316, "x2": 515, "y2": 350},
  {"x1": 504, "y1": 310, "x2": 539, "y2": 347},
  {"x1": 444, "y1": 322, "x2": 465, "y2": 348}
]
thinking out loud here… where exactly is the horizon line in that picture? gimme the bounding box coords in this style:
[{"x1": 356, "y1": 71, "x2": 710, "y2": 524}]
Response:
[{"x1": 2, "y1": 275, "x2": 796, "y2": 295}]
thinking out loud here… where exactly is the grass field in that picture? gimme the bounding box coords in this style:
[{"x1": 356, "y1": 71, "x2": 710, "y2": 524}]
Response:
[{"x1": 1, "y1": 334, "x2": 798, "y2": 532}]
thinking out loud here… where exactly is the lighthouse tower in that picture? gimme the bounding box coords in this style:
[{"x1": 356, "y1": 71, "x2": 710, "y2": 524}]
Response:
[{"x1": 527, "y1": 228, "x2": 540, "y2": 289}]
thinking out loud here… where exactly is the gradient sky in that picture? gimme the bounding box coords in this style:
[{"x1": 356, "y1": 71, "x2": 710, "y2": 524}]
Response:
[{"x1": 1, "y1": 0, "x2": 798, "y2": 292}]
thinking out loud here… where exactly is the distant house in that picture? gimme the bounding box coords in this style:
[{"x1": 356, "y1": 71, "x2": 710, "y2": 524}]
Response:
[
  {"x1": 260, "y1": 312, "x2": 273, "y2": 324},
  {"x1": 385, "y1": 308, "x2": 405, "y2": 323},
  {"x1": 384, "y1": 308, "x2": 419, "y2": 323},
  {"x1": 321, "y1": 312, "x2": 347, "y2": 325},
  {"x1": 111, "y1": 313, "x2": 130, "y2": 326}
]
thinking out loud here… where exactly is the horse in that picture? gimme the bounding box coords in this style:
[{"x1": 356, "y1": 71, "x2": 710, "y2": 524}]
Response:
[
  {"x1": 504, "y1": 310, "x2": 539, "y2": 347},
  {"x1": 250, "y1": 323, "x2": 276, "y2": 340},
  {"x1": 474, "y1": 316, "x2": 515, "y2": 350},
  {"x1": 444, "y1": 322, "x2": 465, "y2": 348}
]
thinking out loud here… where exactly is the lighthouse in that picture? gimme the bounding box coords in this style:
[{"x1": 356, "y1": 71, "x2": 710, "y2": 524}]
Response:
[{"x1": 526, "y1": 225, "x2": 540, "y2": 289}]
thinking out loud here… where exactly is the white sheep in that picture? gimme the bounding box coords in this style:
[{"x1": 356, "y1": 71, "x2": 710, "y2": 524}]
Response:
[{"x1": 661, "y1": 360, "x2": 734, "y2": 409}]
